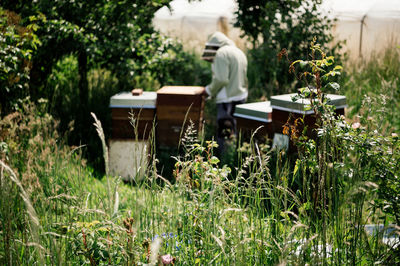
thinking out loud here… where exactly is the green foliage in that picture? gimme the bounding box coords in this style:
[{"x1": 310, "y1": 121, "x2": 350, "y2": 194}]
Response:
[
  {"x1": 343, "y1": 46, "x2": 400, "y2": 133},
  {"x1": 123, "y1": 34, "x2": 211, "y2": 90},
  {"x1": 1, "y1": 2, "x2": 400, "y2": 264},
  {"x1": 1, "y1": 1, "x2": 180, "y2": 151},
  {"x1": 42, "y1": 42, "x2": 209, "y2": 171},
  {"x1": 1, "y1": 0, "x2": 173, "y2": 93},
  {"x1": 340, "y1": 46, "x2": 400, "y2": 225},
  {"x1": 0, "y1": 8, "x2": 41, "y2": 115},
  {"x1": 174, "y1": 140, "x2": 231, "y2": 191},
  {"x1": 283, "y1": 41, "x2": 400, "y2": 263},
  {"x1": 235, "y1": 0, "x2": 340, "y2": 100},
  {"x1": 1, "y1": 97, "x2": 400, "y2": 264},
  {"x1": 1, "y1": 1, "x2": 211, "y2": 171}
]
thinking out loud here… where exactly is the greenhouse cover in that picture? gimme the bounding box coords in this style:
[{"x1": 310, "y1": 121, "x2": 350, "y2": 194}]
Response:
[{"x1": 153, "y1": 0, "x2": 400, "y2": 59}]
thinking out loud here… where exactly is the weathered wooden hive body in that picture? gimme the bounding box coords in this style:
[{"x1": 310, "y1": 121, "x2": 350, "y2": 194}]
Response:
[
  {"x1": 109, "y1": 91, "x2": 157, "y2": 181},
  {"x1": 270, "y1": 93, "x2": 346, "y2": 138},
  {"x1": 233, "y1": 93, "x2": 346, "y2": 149},
  {"x1": 233, "y1": 101, "x2": 273, "y2": 141},
  {"x1": 156, "y1": 86, "x2": 205, "y2": 147},
  {"x1": 110, "y1": 91, "x2": 157, "y2": 140}
]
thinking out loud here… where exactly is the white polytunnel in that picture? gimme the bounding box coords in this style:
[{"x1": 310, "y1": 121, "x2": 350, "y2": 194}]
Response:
[
  {"x1": 153, "y1": 0, "x2": 400, "y2": 60},
  {"x1": 153, "y1": 0, "x2": 243, "y2": 52},
  {"x1": 322, "y1": 0, "x2": 400, "y2": 60}
]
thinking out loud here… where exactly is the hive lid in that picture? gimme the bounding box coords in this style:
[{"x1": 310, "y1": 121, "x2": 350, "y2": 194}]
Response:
[
  {"x1": 234, "y1": 101, "x2": 272, "y2": 123},
  {"x1": 157, "y1": 86, "x2": 205, "y2": 95},
  {"x1": 110, "y1": 91, "x2": 157, "y2": 108},
  {"x1": 270, "y1": 93, "x2": 346, "y2": 114}
]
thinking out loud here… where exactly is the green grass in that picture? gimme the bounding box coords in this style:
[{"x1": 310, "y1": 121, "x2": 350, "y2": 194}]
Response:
[
  {"x1": 1, "y1": 47, "x2": 400, "y2": 265},
  {"x1": 343, "y1": 45, "x2": 400, "y2": 133}
]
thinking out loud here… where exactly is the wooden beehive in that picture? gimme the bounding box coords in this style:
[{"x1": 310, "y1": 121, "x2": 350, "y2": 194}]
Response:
[
  {"x1": 110, "y1": 91, "x2": 157, "y2": 140},
  {"x1": 156, "y1": 86, "x2": 205, "y2": 147},
  {"x1": 233, "y1": 101, "x2": 273, "y2": 141},
  {"x1": 270, "y1": 93, "x2": 346, "y2": 138}
]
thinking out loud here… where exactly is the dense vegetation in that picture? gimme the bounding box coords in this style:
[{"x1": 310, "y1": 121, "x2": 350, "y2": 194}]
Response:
[
  {"x1": 1, "y1": 0, "x2": 400, "y2": 265},
  {"x1": 235, "y1": 0, "x2": 341, "y2": 100},
  {"x1": 0, "y1": 2, "x2": 211, "y2": 169}
]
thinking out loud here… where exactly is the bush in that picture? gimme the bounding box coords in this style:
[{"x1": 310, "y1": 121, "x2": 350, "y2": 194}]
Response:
[
  {"x1": 234, "y1": 0, "x2": 341, "y2": 100},
  {"x1": 0, "y1": 8, "x2": 40, "y2": 115},
  {"x1": 41, "y1": 35, "x2": 211, "y2": 172}
]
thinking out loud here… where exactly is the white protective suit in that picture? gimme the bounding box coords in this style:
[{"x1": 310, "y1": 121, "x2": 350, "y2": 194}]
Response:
[
  {"x1": 202, "y1": 32, "x2": 248, "y2": 155},
  {"x1": 204, "y1": 32, "x2": 248, "y2": 103}
]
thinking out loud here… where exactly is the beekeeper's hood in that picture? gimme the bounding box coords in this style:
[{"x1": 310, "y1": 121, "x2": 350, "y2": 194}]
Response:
[{"x1": 201, "y1": 31, "x2": 235, "y2": 61}]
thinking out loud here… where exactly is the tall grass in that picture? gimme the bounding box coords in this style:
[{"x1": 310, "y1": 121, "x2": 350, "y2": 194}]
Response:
[
  {"x1": 343, "y1": 45, "x2": 400, "y2": 133},
  {"x1": 1, "y1": 49, "x2": 400, "y2": 264}
]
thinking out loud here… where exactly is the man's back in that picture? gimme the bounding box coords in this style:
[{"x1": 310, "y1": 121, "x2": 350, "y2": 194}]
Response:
[{"x1": 215, "y1": 45, "x2": 248, "y2": 99}]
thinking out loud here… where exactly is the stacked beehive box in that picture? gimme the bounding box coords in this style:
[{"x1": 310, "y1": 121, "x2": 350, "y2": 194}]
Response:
[
  {"x1": 156, "y1": 86, "x2": 206, "y2": 147},
  {"x1": 233, "y1": 101, "x2": 273, "y2": 141},
  {"x1": 232, "y1": 94, "x2": 346, "y2": 149},
  {"x1": 108, "y1": 88, "x2": 346, "y2": 178},
  {"x1": 270, "y1": 93, "x2": 346, "y2": 138},
  {"x1": 109, "y1": 91, "x2": 157, "y2": 181},
  {"x1": 110, "y1": 91, "x2": 157, "y2": 140}
]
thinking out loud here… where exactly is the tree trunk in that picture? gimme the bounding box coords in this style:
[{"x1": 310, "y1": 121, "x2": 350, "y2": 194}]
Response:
[
  {"x1": 76, "y1": 50, "x2": 89, "y2": 139},
  {"x1": 78, "y1": 50, "x2": 88, "y2": 110}
]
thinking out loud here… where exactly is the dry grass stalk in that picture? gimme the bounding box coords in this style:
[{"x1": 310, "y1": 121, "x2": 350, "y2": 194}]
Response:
[
  {"x1": 91, "y1": 112, "x2": 109, "y2": 176},
  {"x1": 149, "y1": 237, "x2": 162, "y2": 265},
  {"x1": 0, "y1": 160, "x2": 44, "y2": 264}
]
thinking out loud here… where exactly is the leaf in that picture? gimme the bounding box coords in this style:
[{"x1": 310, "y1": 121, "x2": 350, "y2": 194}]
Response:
[
  {"x1": 293, "y1": 159, "x2": 301, "y2": 176},
  {"x1": 209, "y1": 156, "x2": 220, "y2": 165},
  {"x1": 325, "y1": 56, "x2": 335, "y2": 65},
  {"x1": 326, "y1": 82, "x2": 340, "y2": 90},
  {"x1": 315, "y1": 59, "x2": 323, "y2": 66},
  {"x1": 323, "y1": 70, "x2": 341, "y2": 78},
  {"x1": 291, "y1": 94, "x2": 300, "y2": 102},
  {"x1": 299, "y1": 87, "x2": 309, "y2": 94},
  {"x1": 333, "y1": 65, "x2": 343, "y2": 71},
  {"x1": 304, "y1": 104, "x2": 312, "y2": 111},
  {"x1": 312, "y1": 65, "x2": 325, "y2": 73},
  {"x1": 299, "y1": 60, "x2": 308, "y2": 69},
  {"x1": 290, "y1": 60, "x2": 301, "y2": 68}
]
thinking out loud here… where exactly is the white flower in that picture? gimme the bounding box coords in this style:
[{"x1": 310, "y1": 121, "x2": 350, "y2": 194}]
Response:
[
  {"x1": 161, "y1": 254, "x2": 174, "y2": 265},
  {"x1": 352, "y1": 122, "x2": 361, "y2": 129}
]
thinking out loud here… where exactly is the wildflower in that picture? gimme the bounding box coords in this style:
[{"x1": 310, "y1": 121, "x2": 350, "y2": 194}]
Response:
[
  {"x1": 161, "y1": 254, "x2": 175, "y2": 265},
  {"x1": 352, "y1": 122, "x2": 361, "y2": 129},
  {"x1": 152, "y1": 233, "x2": 182, "y2": 251},
  {"x1": 392, "y1": 133, "x2": 398, "y2": 139}
]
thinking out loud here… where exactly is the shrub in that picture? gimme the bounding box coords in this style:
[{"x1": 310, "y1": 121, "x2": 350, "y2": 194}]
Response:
[
  {"x1": 0, "y1": 8, "x2": 41, "y2": 115},
  {"x1": 281, "y1": 39, "x2": 400, "y2": 263},
  {"x1": 235, "y1": 0, "x2": 341, "y2": 100}
]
